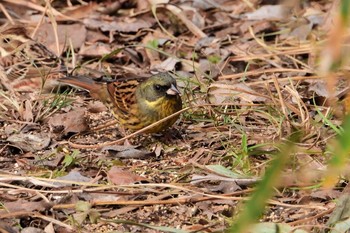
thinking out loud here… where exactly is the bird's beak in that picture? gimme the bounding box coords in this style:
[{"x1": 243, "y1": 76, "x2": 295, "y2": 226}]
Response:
[{"x1": 166, "y1": 84, "x2": 181, "y2": 96}]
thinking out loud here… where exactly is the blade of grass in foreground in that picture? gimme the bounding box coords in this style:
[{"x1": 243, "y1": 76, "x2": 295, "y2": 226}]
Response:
[
  {"x1": 324, "y1": 114, "x2": 350, "y2": 187},
  {"x1": 227, "y1": 132, "x2": 301, "y2": 233}
]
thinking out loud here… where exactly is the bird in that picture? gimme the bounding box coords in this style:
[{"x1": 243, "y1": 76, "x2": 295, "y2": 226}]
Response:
[
  {"x1": 0, "y1": 25, "x2": 66, "y2": 92},
  {"x1": 59, "y1": 72, "x2": 182, "y2": 134}
]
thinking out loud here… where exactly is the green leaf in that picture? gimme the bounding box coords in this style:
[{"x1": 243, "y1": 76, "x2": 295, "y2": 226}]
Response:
[
  {"x1": 62, "y1": 154, "x2": 74, "y2": 167},
  {"x1": 75, "y1": 201, "x2": 91, "y2": 212},
  {"x1": 227, "y1": 132, "x2": 301, "y2": 233},
  {"x1": 147, "y1": 39, "x2": 159, "y2": 49},
  {"x1": 100, "y1": 48, "x2": 124, "y2": 63},
  {"x1": 208, "y1": 55, "x2": 221, "y2": 64},
  {"x1": 206, "y1": 165, "x2": 246, "y2": 179},
  {"x1": 324, "y1": 115, "x2": 350, "y2": 187},
  {"x1": 341, "y1": 0, "x2": 350, "y2": 24},
  {"x1": 88, "y1": 209, "x2": 101, "y2": 224}
]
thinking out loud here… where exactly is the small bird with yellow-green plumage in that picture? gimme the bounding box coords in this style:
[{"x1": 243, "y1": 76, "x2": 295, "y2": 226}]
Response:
[{"x1": 59, "y1": 72, "x2": 182, "y2": 134}]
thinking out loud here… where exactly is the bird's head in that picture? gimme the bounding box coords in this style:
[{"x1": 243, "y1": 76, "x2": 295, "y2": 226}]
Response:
[{"x1": 139, "y1": 73, "x2": 181, "y2": 102}]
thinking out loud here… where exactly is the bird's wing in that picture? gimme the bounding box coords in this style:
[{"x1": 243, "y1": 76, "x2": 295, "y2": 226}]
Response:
[{"x1": 108, "y1": 79, "x2": 140, "y2": 116}]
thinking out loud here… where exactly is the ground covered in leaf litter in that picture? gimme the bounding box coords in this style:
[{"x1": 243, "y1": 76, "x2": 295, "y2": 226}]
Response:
[{"x1": 0, "y1": 0, "x2": 346, "y2": 232}]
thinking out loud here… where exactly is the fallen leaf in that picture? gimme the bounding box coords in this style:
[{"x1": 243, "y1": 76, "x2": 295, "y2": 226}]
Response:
[
  {"x1": 193, "y1": 0, "x2": 220, "y2": 10},
  {"x1": 54, "y1": 170, "x2": 92, "y2": 187},
  {"x1": 36, "y1": 23, "x2": 87, "y2": 55},
  {"x1": 107, "y1": 166, "x2": 148, "y2": 185},
  {"x1": 208, "y1": 82, "x2": 267, "y2": 104},
  {"x1": 44, "y1": 222, "x2": 55, "y2": 233},
  {"x1": 86, "y1": 29, "x2": 110, "y2": 43},
  {"x1": 244, "y1": 5, "x2": 292, "y2": 20},
  {"x1": 2, "y1": 200, "x2": 51, "y2": 213},
  {"x1": 153, "y1": 57, "x2": 181, "y2": 71},
  {"x1": 310, "y1": 189, "x2": 342, "y2": 200},
  {"x1": 79, "y1": 43, "x2": 113, "y2": 57},
  {"x1": 103, "y1": 145, "x2": 154, "y2": 159},
  {"x1": 7, "y1": 132, "x2": 51, "y2": 152},
  {"x1": 62, "y1": 2, "x2": 99, "y2": 19},
  {"x1": 308, "y1": 81, "x2": 330, "y2": 98},
  {"x1": 48, "y1": 108, "x2": 88, "y2": 136},
  {"x1": 289, "y1": 22, "x2": 313, "y2": 40}
]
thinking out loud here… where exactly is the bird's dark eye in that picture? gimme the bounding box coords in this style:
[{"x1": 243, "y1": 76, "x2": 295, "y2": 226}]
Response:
[{"x1": 154, "y1": 84, "x2": 162, "y2": 91}]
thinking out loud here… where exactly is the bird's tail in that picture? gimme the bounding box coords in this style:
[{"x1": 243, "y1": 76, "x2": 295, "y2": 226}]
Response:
[{"x1": 58, "y1": 75, "x2": 108, "y2": 101}]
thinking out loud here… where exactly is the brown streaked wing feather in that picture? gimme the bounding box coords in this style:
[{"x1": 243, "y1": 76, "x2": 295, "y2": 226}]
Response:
[{"x1": 107, "y1": 79, "x2": 140, "y2": 116}]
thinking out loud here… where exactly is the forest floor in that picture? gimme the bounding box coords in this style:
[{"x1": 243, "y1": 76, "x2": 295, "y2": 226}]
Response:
[{"x1": 0, "y1": 0, "x2": 347, "y2": 232}]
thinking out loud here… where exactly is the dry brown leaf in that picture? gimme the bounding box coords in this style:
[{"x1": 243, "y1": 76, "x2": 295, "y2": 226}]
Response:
[
  {"x1": 35, "y1": 23, "x2": 87, "y2": 56},
  {"x1": 2, "y1": 199, "x2": 51, "y2": 213},
  {"x1": 62, "y1": 2, "x2": 99, "y2": 19},
  {"x1": 153, "y1": 57, "x2": 180, "y2": 71},
  {"x1": 78, "y1": 43, "x2": 113, "y2": 57},
  {"x1": 86, "y1": 30, "x2": 109, "y2": 43},
  {"x1": 208, "y1": 82, "x2": 267, "y2": 104},
  {"x1": 48, "y1": 108, "x2": 88, "y2": 136},
  {"x1": 244, "y1": 5, "x2": 292, "y2": 20},
  {"x1": 107, "y1": 166, "x2": 148, "y2": 185},
  {"x1": 310, "y1": 189, "x2": 342, "y2": 200}
]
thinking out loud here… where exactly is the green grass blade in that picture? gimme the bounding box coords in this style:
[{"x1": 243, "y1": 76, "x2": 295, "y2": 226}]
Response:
[
  {"x1": 324, "y1": 115, "x2": 350, "y2": 187},
  {"x1": 227, "y1": 132, "x2": 301, "y2": 233}
]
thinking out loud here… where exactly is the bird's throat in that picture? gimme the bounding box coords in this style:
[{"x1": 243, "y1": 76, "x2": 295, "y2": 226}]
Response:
[{"x1": 144, "y1": 96, "x2": 165, "y2": 108}]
